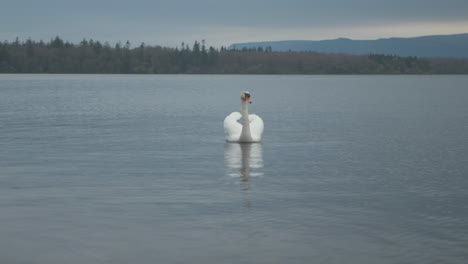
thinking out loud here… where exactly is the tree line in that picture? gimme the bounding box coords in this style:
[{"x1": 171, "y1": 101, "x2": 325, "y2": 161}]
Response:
[{"x1": 1, "y1": 36, "x2": 468, "y2": 74}]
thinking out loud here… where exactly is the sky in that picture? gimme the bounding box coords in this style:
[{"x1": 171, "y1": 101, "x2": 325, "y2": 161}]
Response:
[{"x1": 1, "y1": 0, "x2": 468, "y2": 48}]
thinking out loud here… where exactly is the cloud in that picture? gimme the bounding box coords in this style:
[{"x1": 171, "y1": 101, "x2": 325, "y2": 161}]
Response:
[{"x1": 1, "y1": 0, "x2": 468, "y2": 47}]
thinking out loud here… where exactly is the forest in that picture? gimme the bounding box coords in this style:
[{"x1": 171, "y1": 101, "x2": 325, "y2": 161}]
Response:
[{"x1": 1, "y1": 36, "x2": 468, "y2": 74}]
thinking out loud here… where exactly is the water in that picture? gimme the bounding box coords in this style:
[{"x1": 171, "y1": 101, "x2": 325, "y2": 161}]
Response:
[{"x1": 1, "y1": 74, "x2": 467, "y2": 264}]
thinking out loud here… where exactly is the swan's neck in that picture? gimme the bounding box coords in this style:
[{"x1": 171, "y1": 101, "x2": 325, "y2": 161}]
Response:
[
  {"x1": 241, "y1": 100, "x2": 250, "y2": 127},
  {"x1": 240, "y1": 100, "x2": 252, "y2": 142}
]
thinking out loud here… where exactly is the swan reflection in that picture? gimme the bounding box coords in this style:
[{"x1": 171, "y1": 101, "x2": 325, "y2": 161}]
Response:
[{"x1": 224, "y1": 143, "x2": 263, "y2": 190}]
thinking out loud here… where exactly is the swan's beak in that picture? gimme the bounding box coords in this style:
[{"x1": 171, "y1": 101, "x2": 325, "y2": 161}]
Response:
[{"x1": 246, "y1": 97, "x2": 252, "y2": 104}]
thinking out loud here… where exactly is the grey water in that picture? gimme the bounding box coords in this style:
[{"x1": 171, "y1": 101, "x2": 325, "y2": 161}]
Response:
[{"x1": 1, "y1": 74, "x2": 467, "y2": 264}]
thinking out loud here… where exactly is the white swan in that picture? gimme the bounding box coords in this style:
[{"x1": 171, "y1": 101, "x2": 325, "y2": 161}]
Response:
[{"x1": 224, "y1": 91, "x2": 264, "y2": 143}]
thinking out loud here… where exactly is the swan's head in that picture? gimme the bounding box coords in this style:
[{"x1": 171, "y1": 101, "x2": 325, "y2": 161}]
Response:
[{"x1": 241, "y1": 91, "x2": 252, "y2": 104}]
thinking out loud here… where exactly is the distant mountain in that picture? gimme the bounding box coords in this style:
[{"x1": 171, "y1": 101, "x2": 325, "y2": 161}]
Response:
[{"x1": 229, "y1": 33, "x2": 468, "y2": 58}]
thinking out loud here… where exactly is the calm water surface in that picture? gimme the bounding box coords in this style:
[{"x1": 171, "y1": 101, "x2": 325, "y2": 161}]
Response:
[{"x1": 1, "y1": 74, "x2": 467, "y2": 264}]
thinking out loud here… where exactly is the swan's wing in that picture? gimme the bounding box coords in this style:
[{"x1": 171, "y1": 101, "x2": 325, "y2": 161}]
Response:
[
  {"x1": 249, "y1": 114, "x2": 264, "y2": 142},
  {"x1": 224, "y1": 112, "x2": 242, "y2": 142}
]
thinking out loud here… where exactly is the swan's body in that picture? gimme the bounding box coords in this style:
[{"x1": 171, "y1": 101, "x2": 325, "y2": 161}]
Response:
[{"x1": 224, "y1": 91, "x2": 264, "y2": 143}]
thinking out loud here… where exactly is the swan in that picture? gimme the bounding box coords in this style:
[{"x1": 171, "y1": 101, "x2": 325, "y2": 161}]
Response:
[{"x1": 224, "y1": 91, "x2": 264, "y2": 143}]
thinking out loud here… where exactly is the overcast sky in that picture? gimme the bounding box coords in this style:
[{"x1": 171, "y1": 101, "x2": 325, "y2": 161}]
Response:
[{"x1": 1, "y1": 0, "x2": 467, "y2": 47}]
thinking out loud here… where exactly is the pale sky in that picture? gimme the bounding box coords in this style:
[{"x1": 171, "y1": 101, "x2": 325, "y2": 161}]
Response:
[{"x1": 1, "y1": 0, "x2": 468, "y2": 47}]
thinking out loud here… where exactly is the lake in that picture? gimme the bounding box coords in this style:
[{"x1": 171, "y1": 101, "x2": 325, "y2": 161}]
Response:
[{"x1": 1, "y1": 74, "x2": 467, "y2": 264}]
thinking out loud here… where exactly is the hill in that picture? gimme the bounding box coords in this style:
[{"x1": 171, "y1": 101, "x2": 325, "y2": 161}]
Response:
[
  {"x1": 229, "y1": 33, "x2": 468, "y2": 58},
  {"x1": 1, "y1": 37, "x2": 468, "y2": 74}
]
